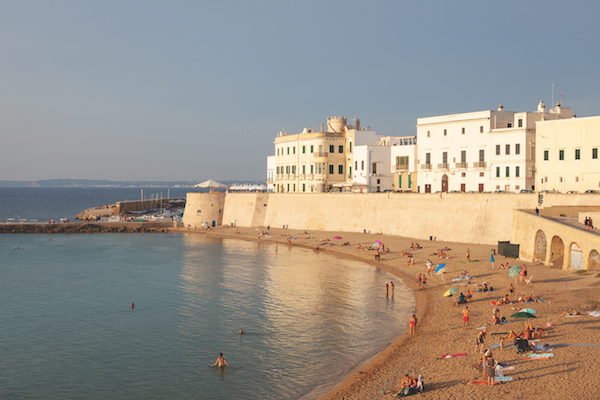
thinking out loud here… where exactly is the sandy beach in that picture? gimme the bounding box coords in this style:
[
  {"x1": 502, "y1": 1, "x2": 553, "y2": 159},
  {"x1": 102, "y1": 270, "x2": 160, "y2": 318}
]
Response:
[{"x1": 180, "y1": 225, "x2": 600, "y2": 400}]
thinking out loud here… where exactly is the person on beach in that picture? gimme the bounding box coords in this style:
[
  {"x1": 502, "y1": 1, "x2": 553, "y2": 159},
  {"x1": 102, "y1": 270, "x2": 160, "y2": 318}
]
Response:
[
  {"x1": 508, "y1": 284, "x2": 515, "y2": 302},
  {"x1": 390, "y1": 281, "x2": 395, "y2": 296},
  {"x1": 490, "y1": 251, "x2": 495, "y2": 269},
  {"x1": 386, "y1": 282, "x2": 389, "y2": 297},
  {"x1": 426, "y1": 259, "x2": 433, "y2": 276},
  {"x1": 519, "y1": 265, "x2": 527, "y2": 283},
  {"x1": 462, "y1": 306, "x2": 470, "y2": 329},
  {"x1": 500, "y1": 331, "x2": 519, "y2": 350},
  {"x1": 375, "y1": 248, "x2": 381, "y2": 261},
  {"x1": 466, "y1": 248, "x2": 471, "y2": 262},
  {"x1": 410, "y1": 315, "x2": 418, "y2": 336},
  {"x1": 475, "y1": 328, "x2": 487, "y2": 352},
  {"x1": 417, "y1": 273, "x2": 422, "y2": 290},
  {"x1": 212, "y1": 353, "x2": 229, "y2": 367},
  {"x1": 421, "y1": 275, "x2": 428, "y2": 289},
  {"x1": 484, "y1": 350, "x2": 498, "y2": 385}
]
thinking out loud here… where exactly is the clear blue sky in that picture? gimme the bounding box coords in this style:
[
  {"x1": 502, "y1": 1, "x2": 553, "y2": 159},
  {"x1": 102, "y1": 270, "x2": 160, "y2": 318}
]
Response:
[{"x1": 1, "y1": 1, "x2": 599, "y2": 182}]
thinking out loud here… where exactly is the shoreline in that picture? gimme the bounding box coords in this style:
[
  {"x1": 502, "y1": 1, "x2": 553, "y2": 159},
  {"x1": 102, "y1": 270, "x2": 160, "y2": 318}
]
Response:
[{"x1": 178, "y1": 225, "x2": 600, "y2": 400}]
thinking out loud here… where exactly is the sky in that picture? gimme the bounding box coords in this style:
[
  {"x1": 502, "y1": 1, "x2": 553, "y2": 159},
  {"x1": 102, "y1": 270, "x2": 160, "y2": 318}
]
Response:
[{"x1": 1, "y1": 1, "x2": 599, "y2": 182}]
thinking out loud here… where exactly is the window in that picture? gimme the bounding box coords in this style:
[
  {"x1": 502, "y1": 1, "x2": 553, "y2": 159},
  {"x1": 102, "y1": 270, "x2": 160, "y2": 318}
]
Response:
[
  {"x1": 372, "y1": 163, "x2": 377, "y2": 174},
  {"x1": 355, "y1": 161, "x2": 358, "y2": 170},
  {"x1": 461, "y1": 150, "x2": 466, "y2": 163},
  {"x1": 408, "y1": 175, "x2": 412, "y2": 188},
  {"x1": 461, "y1": 172, "x2": 466, "y2": 177},
  {"x1": 427, "y1": 130, "x2": 430, "y2": 137},
  {"x1": 506, "y1": 166, "x2": 510, "y2": 177},
  {"x1": 398, "y1": 175, "x2": 402, "y2": 188},
  {"x1": 559, "y1": 149, "x2": 564, "y2": 161},
  {"x1": 339, "y1": 145, "x2": 344, "y2": 153},
  {"x1": 361, "y1": 161, "x2": 364, "y2": 170},
  {"x1": 287, "y1": 147, "x2": 289, "y2": 155},
  {"x1": 302, "y1": 183, "x2": 305, "y2": 192},
  {"x1": 515, "y1": 143, "x2": 520, "y2": 155},
  {"x1": 349, "y1": 142, "x2": 352, "y2": 152},
  {"x1": 496, "y1": 145, "x2": 500, "y2": 155},
  {"x1": 397, "y1": 156, "x2": 409, "y2": 167},
  {"x1": 506, "y1": 144, "x2": 510, "y2": 155},
  {"x1": 349, "y1": 166, "x2": 352, "y2": 175},
  {"x1": 329, "y1": 165, "x2": 334, "y2": 174},
  {"x1": 291, "y1": 165, "x2": 296, "y2": 174},
  {"x1": 480, "y1": 172, "x2": 484, "y2": 177},
  {"x1": 338, "y1": 165, "x2": 343, "y2": 174},
  {"x1": 442, "y1": 152, "x2": 448, "y2": 164},
  {"x1": 507, "y1": 122, "x2": 512, "y2": 128},
  {"x1": 310, "y1": 165, "x2": 314, "y2": 174},
  {"x1": 310, "y1": 145, "x2": 314, "y2": 153},
  {"x1": 293, "y1": 184, "x2": 295, "y2": 192},
  {"x1": 462, "y1": 127, "x2": 465, "y2": 134},
  {"x1": 544, "y1": 150, "x2": 549, "y2": 161},
  {"x1": 594, "y1": 148, "x2": 598, "y2": 159},
  {"x1": 479, "y1": 149, "x2": 485, "y2": 162},
  {"x1": 277, "y1": 148, "x2": 279, "y2": 156},
  {"x1": 276, "y1": 166, "x2": 280, "y2": 174},
  {"x1": 516, "y1": 166, "x2": 520, "y2": 177},
  {"x1": 285, "y1": 166, "x2": 290, "y2": 174},
  {"x1": 302, "y1": 165, "x2": 306, "y2": 174},
  {"x1": 443, "y1": 129, "x2": 447, "y2": 136},
  {"x1": 287, "y1": 184, "x2": 290, "y2": 192},
  {"x1": 426, "y1": 153, "x2": 431, "y2": 164},
  {"x1": 575, "y1": 149, "x2": 581, "y2": 160},
  {"x1": 293, "y1": 146, "x2": 295, "y2": 154},
  {"x1": 302, "y1": 146, "x2": 305, "y2": 154},
  {"x1": 576, "y1": 176, "x2": 579, "y2": 182},
  {"x1": 329, "y1": 145, "x2": 334, "y2": 153},
  {"x1": 496, "y1": 167, "x2": 500, "y2": 178},
  {"x1": 518, "y1": 119, "x2": 523, "y2": 128},
  {"x1": 480, "y1": 126, "x2": 484, "y2": 133}
]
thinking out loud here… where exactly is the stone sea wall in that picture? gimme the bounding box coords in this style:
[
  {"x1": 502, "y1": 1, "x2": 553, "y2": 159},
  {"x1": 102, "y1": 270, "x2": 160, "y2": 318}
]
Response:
[{"x1": 190, "y1": 192, "x2": 600, "y2": 245}]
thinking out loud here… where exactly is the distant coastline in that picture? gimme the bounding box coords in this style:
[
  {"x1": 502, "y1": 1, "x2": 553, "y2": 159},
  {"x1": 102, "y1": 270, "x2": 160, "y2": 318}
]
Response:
[{"x1": 0, "y1": 179, "x2": 263, "y2": 188}]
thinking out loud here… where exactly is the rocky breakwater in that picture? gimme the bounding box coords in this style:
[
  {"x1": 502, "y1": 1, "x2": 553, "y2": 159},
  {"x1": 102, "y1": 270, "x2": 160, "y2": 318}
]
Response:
[{"x1": 0, "y1": 222, "x2": 172, "y2": 234}]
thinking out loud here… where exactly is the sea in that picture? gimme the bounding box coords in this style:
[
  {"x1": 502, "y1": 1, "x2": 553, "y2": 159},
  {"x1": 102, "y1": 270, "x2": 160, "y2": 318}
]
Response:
[{"x1": 0, "y1": 188, "x2": 415, "y2": 400}]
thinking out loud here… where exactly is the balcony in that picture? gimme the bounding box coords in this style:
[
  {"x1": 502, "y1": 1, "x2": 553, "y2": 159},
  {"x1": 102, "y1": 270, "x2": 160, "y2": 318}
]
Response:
[
  {"x1": 437, "y1": 163, "x2": 449, "y2": 170},
  {"x1": 455, "y1": 162, "x2": 468, "y2": 169},
  {"x1": 420, "y1": 163, "x2": 432, "y2": 170},
  {"x1": 395, "y1": 164, "x2": 409, "y2": 171},
  {"x1": 313, "y1": 152, "x2": 328, "y2": 157},
  {"x1": 473, "y1": 162, "x2": 487, "y2": 168}
]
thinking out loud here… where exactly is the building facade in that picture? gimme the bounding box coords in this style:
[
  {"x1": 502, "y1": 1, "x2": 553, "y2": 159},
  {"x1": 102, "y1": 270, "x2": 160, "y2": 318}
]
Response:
[
  {"x1": 536, "y1": 115, "x2": 600, "y2": 193},
  {"x1": 390, "y1": 136, "x2": 418, "y2": 192},
  {"x1": 416, "y1": 102, "x2": 572, "y2": 193}
]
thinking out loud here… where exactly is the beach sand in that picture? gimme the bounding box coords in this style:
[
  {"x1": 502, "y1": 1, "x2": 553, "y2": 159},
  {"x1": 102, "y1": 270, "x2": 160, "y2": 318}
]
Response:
[{"x1": 180, "y1": 225, "x2": 600, "y2": 400}]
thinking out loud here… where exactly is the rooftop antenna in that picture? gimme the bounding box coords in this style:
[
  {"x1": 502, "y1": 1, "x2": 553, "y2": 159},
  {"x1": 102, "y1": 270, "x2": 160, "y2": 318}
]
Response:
[{"x1": 552, "y1": 83, "x2": 555, "y2": 106}]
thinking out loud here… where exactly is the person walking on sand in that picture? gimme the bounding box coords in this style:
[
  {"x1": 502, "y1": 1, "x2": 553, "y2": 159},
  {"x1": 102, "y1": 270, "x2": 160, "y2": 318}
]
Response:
[
  {"x1": 417, "y1": 273, "x2": 422, "y2": 290},
  {"x1": 390, "y1": 281, "x2": 395, "y2": 297},
  {"x1": 462, "y1": 306, "x2": 471, "y2": 329},
  {"x1": 211, "y1": 353, "x2": 229, "y2": 367},
  {"x1": 426, "y1": 259, "x2": 433, "y2": 276},
  {"x1": 375, "y1": 248, "x2": 380, "y2": 261},
  {"x1": 409, "y1": 315, "x2": 418, "y2": 336},
  {"x1": 385, "y1": 282, "x2": 389, "y2": 297},
  {"x1": 466, "y1": 248, "x2": 471, "y2": 262},
  {"x1": 475, "y1": 328, "x2": 487, "y2": 352},
  {"x1": 421, "y1": 275, "x2": 429, "y2": 289},
  {"x1": 490, "y1": 251, "x2": 495, "y2": 269},
  {"x1": 484, "y1": 350, "x2": 498, "y2": 385}
]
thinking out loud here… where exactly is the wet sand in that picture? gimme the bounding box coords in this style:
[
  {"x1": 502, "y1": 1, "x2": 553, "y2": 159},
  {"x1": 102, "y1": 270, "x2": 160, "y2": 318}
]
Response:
[{"x1": 180, "y1": 225, "x2": 600, "y2": 400}]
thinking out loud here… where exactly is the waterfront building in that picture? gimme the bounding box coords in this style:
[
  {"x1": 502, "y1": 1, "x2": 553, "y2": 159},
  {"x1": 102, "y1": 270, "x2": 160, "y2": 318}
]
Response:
[
  {"x1": 416, "y1": 101, "x2": 572, "y2": 193},
  {"x1": 390, "y1": 136, "x2": 418, "y2": 192},
  {"x1": 266, "y1": 156, "x2": 275, "y2": 192},
  {"x1": 536, "y1": 115, "x2": 600, "y2": 193},
  {"x1": 271, "y1": 116, "x2": 391, "y2": 193}
]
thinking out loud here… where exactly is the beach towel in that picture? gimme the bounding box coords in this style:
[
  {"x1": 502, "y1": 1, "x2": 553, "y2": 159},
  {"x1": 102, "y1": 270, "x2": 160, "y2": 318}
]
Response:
[
  {"x1": 565, "y1": 315, "x2": 583, "y2": 317},
  {"x1": 458, "y1": 260, "x2": 479, "y2": 263},
  {"x1": 440, "y1": 353, "x2": 467, "y2": 359},
  {"x1": 523, "y1": 356, "x2": 551, "y2": 360},
  {"x1": 523, "y1": 353, "x2": 554, "y2": 358},
  {"x1": 476, "y1": 326, "x2": 487, "y2": 330},
  {"x1": 468, "y1": 377, "x2": 512, "y2": 385},
  {"x1": 587, "y1": 311, "x2": 600, "y2": 317}
]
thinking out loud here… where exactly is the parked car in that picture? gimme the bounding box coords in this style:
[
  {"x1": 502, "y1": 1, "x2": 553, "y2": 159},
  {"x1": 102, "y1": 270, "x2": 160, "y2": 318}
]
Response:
[
  {"x1": 540, "y1": 190, "x2": 552, "y2": 194},
  {"x1": 566, "y1": 190, "x2": 579, "y2": 194},
  {"x1": 519, "y1": 189, "x2": 534, "y2": 193},
  {"x1": 585, "y1": 190, "x2": 599, "y2": 194}
]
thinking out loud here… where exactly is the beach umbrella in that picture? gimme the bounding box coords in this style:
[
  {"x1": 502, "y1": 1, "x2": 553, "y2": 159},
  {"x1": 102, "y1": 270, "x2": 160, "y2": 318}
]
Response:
[
  {"x1": 436, "y1": 263, "x2": 447, "y2": 283},
  {"x1": 195, "y1": 179, "x2": 226, "y2": 189},
  {"x1": 509, "y1": 265, "x2": 522, "y2": 285},
  {"x1": 443, "y1": 288, "x2": 459, "y2": 297},
  {"x1": 510, "y1": 310, "x2": 537, "y2": 330},
  {"x1": 333, "y1": 236, "x2": 343, "y2": 240},
  {"x1": 520, "y1": 308, "x2": 537, "y2": 314},
  {"x1": 374, "y1": 240, "x2": 384, "y2": 246}
]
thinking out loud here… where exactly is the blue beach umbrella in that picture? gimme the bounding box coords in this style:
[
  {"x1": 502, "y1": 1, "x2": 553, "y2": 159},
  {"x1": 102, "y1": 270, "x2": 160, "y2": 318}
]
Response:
[{"x1": 435, "y1": 264, "x2": 447, "y2": 274}]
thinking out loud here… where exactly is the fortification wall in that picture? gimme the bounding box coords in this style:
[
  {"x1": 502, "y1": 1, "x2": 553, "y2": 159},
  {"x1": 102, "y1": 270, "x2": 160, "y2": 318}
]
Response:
[
  {"x1": 182, "y1": 192, "x2": 225, "y2": 228},
  {"x1": 194, "y1": 192, "x2": 600, "y2": 245}
]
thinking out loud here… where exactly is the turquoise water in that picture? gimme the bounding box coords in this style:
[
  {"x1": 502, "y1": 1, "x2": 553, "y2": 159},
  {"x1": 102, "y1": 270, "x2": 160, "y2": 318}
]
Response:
[{"x1": 0, "y1": 233, "x2": 414, "y2": 399}]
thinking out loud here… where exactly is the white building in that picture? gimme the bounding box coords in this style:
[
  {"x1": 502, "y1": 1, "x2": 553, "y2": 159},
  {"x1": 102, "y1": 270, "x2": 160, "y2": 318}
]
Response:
[
  {"x1": 390, "y1": 136, "x2": 418, "y2": 192},
  {"x1": 266, "y1": 156, "x2": 275, "y2": 192},
  {"x1": 416, "y1": 102, "x2": 572, "y2": 193},
  {"x1": 536, "y1": 115, "x2": 600, "y2": 193}
]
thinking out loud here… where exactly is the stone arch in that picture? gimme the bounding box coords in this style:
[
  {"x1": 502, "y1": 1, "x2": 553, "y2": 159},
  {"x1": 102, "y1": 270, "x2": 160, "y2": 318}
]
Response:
[
  {"x1": 570, "y1": 242, "x2": 584, "y2": 270},
  {"x1": 589, "y1": 250, "x2": 600, "y2": 271},
  {"x1": 550, "y1": 236, "x2": 564, "y2": 268},
  {"x1": 534, "y1": 230, "x2": 547, "y2": 262}
]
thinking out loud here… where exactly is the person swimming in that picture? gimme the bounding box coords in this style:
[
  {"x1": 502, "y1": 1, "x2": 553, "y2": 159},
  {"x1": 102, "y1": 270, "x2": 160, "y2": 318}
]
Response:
[{"x1": 212, "y1": 353, "x2": 229, "y2": 367}]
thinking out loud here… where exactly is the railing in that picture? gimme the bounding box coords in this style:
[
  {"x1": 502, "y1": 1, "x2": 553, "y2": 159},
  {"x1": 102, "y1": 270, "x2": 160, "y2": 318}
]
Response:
[
  {"x1": 421, "y1": 164, "x2": 432, "y2": 170},
  {"x1": 313, "y1": 152, "x2": 328, "y2": 157},
  {"x1": 437, "y1": 163, "x2": 449, "y2": 170},
  {"x1": 455, "y1": 162, "x2": 468, "y2": 168},
  {"x1": 473, "y1": 162, "x2": 486, "y2": 168},
  {"x1": 266, "y1": 178, "x2": 273, "y2": 183},
  {"x1": 395, "y1": 164, "x2": 409, "y2": 171}
]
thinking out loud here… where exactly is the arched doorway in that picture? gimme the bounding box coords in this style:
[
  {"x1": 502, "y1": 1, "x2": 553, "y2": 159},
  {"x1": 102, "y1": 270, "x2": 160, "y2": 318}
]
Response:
[
  {"x1": 570, "y1": 242, "x2": 584, "y2": 270},
  {"x1": 441, "y1": 174, "x2": 448, "y2": 193},
  {"x1": 589, "y1": 250, "x2": 600, "y2": 271},
  {"x1": 550, "y1": 236, "x2": 564, "y2": 268},
  {"x1": 534, "y1": 230, "x2": 547, "y2": 262}
]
